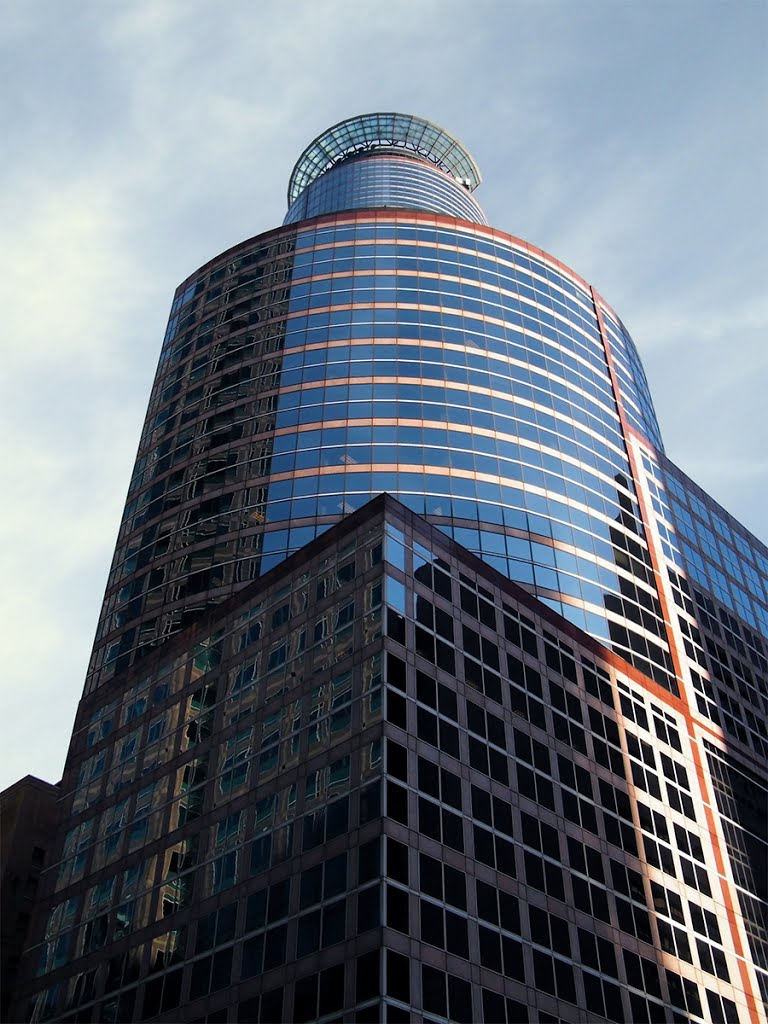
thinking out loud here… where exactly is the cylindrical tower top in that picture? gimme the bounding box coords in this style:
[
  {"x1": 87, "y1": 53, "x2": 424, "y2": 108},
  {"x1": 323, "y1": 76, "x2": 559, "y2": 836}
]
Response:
[{"x1": 287, "y1": 112, "x2": 483, "y2": 206}]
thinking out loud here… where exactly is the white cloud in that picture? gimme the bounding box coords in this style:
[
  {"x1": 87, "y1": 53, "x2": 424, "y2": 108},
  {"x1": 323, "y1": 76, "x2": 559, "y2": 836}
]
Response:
[{"x1": 1, "y1": 180, "x2": 137, "y2": 370}]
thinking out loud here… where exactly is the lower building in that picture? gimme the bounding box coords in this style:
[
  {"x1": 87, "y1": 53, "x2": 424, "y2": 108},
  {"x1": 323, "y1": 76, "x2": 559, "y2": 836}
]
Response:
[
  {"x1": 12, "y1": 496, "x2": 766, "y2": 1023},
  {"x1": 1, "y1": 776, "x2": 60, "y2": 1021}
]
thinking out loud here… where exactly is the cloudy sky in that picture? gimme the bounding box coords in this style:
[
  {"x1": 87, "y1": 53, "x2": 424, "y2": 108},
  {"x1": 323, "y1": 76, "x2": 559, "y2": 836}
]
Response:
[{"x1": 1, "y1": 0, "x2": 766, "y2": 792}]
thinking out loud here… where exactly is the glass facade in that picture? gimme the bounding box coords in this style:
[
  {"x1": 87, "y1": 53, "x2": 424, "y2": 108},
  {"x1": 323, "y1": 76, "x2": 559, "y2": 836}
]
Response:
[{"x1": 13, "y1": 114, "x2": 766, "y2": 1024}]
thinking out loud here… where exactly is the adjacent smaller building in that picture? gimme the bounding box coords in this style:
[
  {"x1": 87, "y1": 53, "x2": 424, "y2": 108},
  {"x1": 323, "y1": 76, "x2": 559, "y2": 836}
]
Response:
[{"x1": 1, "y1": 775, "x2": 60, "y2": 1021}]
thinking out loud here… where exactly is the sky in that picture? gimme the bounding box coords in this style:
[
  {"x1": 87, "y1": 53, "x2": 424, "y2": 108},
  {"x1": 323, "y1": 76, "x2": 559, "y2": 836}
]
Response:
[{"x1": 1, "y1": 0, "x2": 766, "y2": 792}]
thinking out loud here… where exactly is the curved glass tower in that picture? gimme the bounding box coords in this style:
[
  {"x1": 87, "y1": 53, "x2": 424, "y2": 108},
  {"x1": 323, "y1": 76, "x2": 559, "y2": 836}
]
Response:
[{"x1": 88, "y1": 112, "x2": 673, "y2": 693}]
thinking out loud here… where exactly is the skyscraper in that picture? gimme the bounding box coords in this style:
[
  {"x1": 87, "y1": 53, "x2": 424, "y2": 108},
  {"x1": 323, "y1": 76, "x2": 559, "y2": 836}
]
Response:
[
  {"x1": 14, "y1": 114, "x2": 767, "y2": 1024},
  {"x1": 86, "y1": 113, "x2": 677, "y2": 695}
]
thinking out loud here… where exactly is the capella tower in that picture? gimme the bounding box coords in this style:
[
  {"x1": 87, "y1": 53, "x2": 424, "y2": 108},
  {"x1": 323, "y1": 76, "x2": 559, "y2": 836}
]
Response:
[{"x1": 16, "y1": 114, "x2": 767, "y2": 1024}]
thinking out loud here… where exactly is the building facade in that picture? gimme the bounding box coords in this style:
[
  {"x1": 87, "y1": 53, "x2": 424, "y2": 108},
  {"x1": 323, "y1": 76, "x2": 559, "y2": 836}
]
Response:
[
  {"x1": 0, "y1": 776, "x2": 60, "y2": 1021},
  {"x1": 13, "y1": 114, "x2": 767, "y2": 1024}
]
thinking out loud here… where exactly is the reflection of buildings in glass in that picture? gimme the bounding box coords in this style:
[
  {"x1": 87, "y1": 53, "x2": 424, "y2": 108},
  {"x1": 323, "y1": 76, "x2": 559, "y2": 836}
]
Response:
[{"x1": 12, "y1": 115, "x2": 767, "y2": 1024}]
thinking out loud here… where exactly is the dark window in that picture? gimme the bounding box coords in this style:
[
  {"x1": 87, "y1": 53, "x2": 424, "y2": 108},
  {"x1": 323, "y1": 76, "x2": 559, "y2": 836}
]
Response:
[
  {"x1": 422, "y1": 965, "x2": 447, "y2": 1017},
  {"x1": 241, "y1": 934, "x2": 263, "y2": 979},
  {"x1": 387, "y1": 781, "x2": 408, "y2": 824},
  {"x1": 268, "y1": 879, "x2": 290, "y2": 922},
  {"x1": 449, "y1": 975, "x2": 473, "y2": 1023},
  {"x1": 322, "y1": 898, "x2": 346, "y2": 947},
  {"x1": 360, "y1": 780, "x2": 381, "y2": 824},
  {"x1": 387, "y1": 837, "x2": 409, "y2": 884},
  {"x1": 387, "y1": 949, "x2": 410, "y2": 1003},
  {"x1": 386, "y1": 884, "x2": 409, "y2": 934},
  {"x1": 420, "y1": 900, "x2": 444, "y2": 948},
  {"x1": 356, "y1": 949, "x2": 380, "y2": 1003},
  {"x1": 357, "y1": 884, "x2": 380, "y2": 932},
  {"x1": 300, "y1": 864, "x2": 323, "y2": 909},
  {"x1": 358, "y1": 838, "x2": 380, "y2": 883},
  {"x1": 296, "y1": 910, "x2": 320, "y2": 957},
  {"x1": 388, "y1": 739, "x2": 408, "y2": 781},
  {"x1": 294, "y1": 973, "x2": 318, "y2": 1023},
  {"x1": 317, "y1": 964, "x2": 344, "y2": 1017},
  {"x1": 210, "y1": 948, "x2": 232, "y2": 992},
  {"x1": 263, "y1": 924, "x2": 287, "y2": 970},
  {"x1": 387, "y1": 652, "x2": 407, "y2": 690}
]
